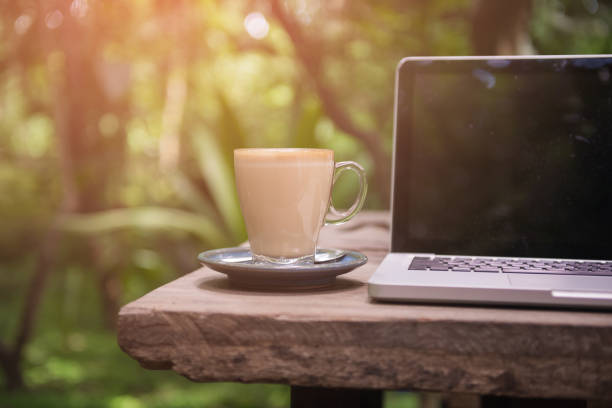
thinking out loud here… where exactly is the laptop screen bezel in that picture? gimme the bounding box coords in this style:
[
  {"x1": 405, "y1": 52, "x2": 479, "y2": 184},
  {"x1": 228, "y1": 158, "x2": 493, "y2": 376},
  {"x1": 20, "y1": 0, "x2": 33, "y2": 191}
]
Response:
[{"x1": 390, "y1": 55, "x2": 612, "y2": 258}]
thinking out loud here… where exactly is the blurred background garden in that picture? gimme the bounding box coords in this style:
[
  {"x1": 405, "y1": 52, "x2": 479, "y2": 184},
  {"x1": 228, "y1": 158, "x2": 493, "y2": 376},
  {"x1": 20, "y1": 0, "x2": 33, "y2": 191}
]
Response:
[{"x1": 1, "y1": 0, "x2": 611, "y2": 407}]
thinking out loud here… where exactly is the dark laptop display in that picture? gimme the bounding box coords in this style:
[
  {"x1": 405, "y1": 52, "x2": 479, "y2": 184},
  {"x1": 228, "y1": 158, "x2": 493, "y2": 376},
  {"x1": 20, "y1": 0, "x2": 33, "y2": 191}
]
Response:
[{"x1": 392, "y1": 57, "x2": 612, "y2": 260}]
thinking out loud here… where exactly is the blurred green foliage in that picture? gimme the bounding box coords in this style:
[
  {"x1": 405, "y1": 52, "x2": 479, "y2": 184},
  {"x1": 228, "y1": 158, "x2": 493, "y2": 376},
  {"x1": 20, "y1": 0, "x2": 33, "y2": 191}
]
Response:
[{"x1": 1, "y1": 0, "x2": 611, "y2": 406}]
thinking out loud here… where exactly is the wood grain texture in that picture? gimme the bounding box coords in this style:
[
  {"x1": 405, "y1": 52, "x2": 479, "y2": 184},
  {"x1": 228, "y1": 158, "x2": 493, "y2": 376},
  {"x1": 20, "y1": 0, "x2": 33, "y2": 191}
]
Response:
[{"x1": 117, "y1": 211, "x2": 612, "y2": 399}]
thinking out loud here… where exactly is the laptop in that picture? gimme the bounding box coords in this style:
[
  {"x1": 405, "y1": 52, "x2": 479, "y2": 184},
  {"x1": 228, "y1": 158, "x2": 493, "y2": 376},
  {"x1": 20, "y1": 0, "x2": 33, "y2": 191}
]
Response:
[{"x1": 368, "y1": 55, "x2": 612, "y2": 308}]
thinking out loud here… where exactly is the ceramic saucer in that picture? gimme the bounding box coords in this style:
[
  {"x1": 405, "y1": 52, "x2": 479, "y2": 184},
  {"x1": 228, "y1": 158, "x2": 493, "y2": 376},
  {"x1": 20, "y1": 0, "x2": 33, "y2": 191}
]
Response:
[{"x1": 198, "y1": 247, "x2": 367, "y2": 290}]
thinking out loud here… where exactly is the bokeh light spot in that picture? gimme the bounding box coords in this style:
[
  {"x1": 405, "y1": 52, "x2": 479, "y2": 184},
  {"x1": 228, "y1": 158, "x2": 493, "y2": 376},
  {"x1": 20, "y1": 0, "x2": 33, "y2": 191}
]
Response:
[
  {"x1": 12, "y1": 114, "x2": 53, "y2": 158},
  {"x1": 14, "y1": 14, "x2": 33, "y2": 35},
  {"x1": 582, "y1": 0, "x2": 599, "y2": 14},
  {"x1": 266, "y1": 84, "x2": 294, "y2": 107},
  {"x1": 244, "y1": 12, "x2": 269, "y2": 40},
  {"x1": 70, "y1": 0, "x2": 89, "y2": 19},
  {"x1": 45, "y1": 10, "x2": 64, "y2": 30},
  {"x1": 109, "y1": 395, "x2": 144, "y2": 408}
]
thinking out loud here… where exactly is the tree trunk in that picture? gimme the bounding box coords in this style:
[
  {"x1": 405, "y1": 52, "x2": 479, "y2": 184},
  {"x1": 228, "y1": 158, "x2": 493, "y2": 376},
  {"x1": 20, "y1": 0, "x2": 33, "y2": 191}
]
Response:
[
  {"x1": 0, "y1": 348, "x2": 23, "y2": 391},
  {"x1": 270, "y1": 0, "x2": 391, "y2": 206},
  {"x1": 0, "y1": 227, "x2": 59, "y2": 390}
]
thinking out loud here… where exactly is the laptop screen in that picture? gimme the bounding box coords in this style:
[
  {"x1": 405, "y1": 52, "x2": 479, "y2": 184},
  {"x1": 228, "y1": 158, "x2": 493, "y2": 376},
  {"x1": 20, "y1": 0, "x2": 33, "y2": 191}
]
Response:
[{"x1": 392, "y1": 56, "x2": 612, "y2": 259}]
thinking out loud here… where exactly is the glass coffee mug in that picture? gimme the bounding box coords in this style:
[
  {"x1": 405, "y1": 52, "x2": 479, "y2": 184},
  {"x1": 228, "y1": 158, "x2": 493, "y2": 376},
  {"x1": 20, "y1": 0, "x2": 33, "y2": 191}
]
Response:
[{"x1": 234, "y1": 148, "x2": 367, "y2": 264}]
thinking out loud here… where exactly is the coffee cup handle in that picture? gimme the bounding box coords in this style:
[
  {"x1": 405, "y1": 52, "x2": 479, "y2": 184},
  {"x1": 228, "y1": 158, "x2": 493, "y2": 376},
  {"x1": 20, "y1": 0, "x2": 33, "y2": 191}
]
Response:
[{"x1": 325, "y1": 161, "x2": 368, "y2": 225}]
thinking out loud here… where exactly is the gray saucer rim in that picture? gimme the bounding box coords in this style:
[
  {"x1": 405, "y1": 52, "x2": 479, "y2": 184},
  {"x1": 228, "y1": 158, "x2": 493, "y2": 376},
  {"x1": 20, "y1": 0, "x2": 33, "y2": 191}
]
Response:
[{"x1": 198, "y1": 247, "x2": 367, "y2": 278}]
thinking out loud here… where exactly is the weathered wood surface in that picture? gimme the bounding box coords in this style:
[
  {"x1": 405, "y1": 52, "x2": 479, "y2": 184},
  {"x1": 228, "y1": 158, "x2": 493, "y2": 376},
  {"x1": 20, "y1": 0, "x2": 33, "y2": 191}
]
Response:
[{"x1": 118, "y1": 211, "x2": 612, "y2": 400}]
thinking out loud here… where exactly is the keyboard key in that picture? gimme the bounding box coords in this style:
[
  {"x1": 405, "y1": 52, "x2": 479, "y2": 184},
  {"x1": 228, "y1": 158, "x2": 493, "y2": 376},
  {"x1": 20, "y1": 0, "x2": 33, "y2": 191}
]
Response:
[
  {"x1": 474, "y1": 267, "x2": 499, "y2": 273},
  {"x1": 502, "y1": 268, "x2": 527, "y2": 273},
  {"x1": 408, "y1": 264, "x2": 429, "y2": 270}
]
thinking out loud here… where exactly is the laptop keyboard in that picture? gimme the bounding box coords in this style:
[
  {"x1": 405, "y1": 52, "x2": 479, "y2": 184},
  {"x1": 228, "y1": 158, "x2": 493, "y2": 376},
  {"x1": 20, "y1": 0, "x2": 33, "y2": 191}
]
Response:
[{"x1": 408, "y1": 256, "x2": 612, "y2": 276}]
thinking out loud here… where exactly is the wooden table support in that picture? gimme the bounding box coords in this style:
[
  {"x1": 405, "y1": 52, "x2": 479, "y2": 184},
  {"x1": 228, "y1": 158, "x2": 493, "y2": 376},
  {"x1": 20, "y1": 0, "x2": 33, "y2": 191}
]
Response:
[
  {"x1": 480, "y1": 396, "x2": 587, "y2": 408},
  {"x1": 117, "y1": 212, "x2": 612, "y2": 403},
  {"x1": 291, "y1": 386, "x2": 382, "y2": 408}
]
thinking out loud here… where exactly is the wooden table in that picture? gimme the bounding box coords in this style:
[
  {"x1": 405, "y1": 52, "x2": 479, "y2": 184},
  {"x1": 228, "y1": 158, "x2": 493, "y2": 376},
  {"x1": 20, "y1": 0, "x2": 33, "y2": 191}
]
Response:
[{"x1": 117, "y1": 211, "x2": 612, "y2": 407}]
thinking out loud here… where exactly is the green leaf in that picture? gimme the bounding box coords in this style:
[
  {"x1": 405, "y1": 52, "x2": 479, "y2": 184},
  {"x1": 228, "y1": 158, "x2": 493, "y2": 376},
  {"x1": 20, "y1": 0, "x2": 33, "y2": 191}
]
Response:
[
  {"x1": 215, "y1": 89, "x2": 247, "y2": 163},
  {"x1": 191, "y1": 127, "x2": 246, "y2": 242},
  {"x1": 57, "y1": 207, "x2": 230, "y2": 247},
  {"x1": 292, "y1": 99, "x2": 322, "y2": 148}
]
